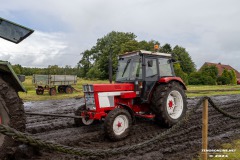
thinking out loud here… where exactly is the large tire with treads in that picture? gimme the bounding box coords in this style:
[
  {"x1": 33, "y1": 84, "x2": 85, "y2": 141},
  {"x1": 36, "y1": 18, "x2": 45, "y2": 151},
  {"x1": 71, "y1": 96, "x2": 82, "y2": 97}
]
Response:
[
  {"x1": 0, "y1": 77, "x2": 26, "y2": 159},
  {"x1": 151, "y1": 81, "x2": 187, "y2": 127},
  {"x1": 104, "y1": 108, "x2": 132, "y2": 141}
]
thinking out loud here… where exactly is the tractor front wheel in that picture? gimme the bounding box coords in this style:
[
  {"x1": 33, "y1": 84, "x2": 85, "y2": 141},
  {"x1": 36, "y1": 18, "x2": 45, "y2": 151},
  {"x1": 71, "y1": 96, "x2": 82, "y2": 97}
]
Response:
[
  {"x1": 104, "y1": 108, "x2": 132, "y2": 141},
  {"x1": 151, "y1": 82, "x2": 187, "y2": 127},
  {"x1": 74, "y1": 105, "x2": 94, "y2": 126}
]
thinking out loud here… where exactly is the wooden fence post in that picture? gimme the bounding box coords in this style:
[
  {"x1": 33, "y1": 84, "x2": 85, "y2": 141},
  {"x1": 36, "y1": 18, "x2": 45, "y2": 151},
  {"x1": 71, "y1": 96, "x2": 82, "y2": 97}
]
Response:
[{"x1": 202, "y1": 99, "x2": 208, "y2": 160}]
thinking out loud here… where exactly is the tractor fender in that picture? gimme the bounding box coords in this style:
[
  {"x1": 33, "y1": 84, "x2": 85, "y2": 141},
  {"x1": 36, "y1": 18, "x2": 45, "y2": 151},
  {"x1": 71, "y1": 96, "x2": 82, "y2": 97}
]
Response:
[
  {"x1": 0, "y1": 61, "x2": 26, "y2": 92},
  {"x1": 117, "y1": 103, "x2": 136, "y2": 124},
  {"x1": 158, "y1": 77, "x2": 187, "y2": 90}
]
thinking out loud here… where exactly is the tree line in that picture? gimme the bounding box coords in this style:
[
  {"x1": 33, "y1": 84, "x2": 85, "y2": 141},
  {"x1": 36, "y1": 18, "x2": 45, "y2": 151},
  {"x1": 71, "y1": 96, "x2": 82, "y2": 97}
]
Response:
[
  {"x1": 12, "y1": 31, "x2": 237, "y2": 85},
  {"x1": 12, "y1": 64, "x2": 80, "y2": 76},
  {"x1": 189, "y1": 65, "x2": 237, "y2": 85}
]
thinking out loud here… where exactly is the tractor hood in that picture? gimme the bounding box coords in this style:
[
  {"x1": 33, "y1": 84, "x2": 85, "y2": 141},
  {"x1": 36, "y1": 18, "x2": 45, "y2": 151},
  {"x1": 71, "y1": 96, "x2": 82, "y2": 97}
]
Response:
[
  {"x1": 0, "y1": 61, "x2": 26, "y2": 92},
  {"x1": 0, "y1": 17, "x2": 34, "y2": 44},
  {"x1": 92, "y1": 83, "x2": 135, "y2": 92}
]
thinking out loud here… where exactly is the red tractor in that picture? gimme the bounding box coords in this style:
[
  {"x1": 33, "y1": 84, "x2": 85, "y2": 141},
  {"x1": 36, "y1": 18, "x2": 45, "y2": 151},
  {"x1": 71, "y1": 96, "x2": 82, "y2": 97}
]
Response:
[{"x1": 75, "y1": 50, "x2": 187, "y2": 141}]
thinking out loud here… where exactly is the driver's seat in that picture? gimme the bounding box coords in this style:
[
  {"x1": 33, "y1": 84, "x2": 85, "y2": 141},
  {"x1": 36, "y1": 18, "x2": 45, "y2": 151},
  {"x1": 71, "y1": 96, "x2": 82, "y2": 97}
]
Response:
[{"x1": 146, "y1": 68, "x2": 153, "y2": 77}]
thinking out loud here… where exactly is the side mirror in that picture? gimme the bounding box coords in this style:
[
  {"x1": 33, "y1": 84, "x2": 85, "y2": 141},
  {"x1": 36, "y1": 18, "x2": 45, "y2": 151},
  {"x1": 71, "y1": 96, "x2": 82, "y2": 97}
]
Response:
[{"x1": 168, "y1": 59, "x2": 177, "y2": 63}]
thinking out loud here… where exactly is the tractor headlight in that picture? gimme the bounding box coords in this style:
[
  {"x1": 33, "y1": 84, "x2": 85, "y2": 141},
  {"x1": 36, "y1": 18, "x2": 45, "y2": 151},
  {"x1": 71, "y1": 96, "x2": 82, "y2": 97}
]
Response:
[
  {"x1": 83, "y1": 85, "x2": 95, "y2": 110},
  {"x1": 85, "y1": 93, "x2": 96, "y2": 110}
]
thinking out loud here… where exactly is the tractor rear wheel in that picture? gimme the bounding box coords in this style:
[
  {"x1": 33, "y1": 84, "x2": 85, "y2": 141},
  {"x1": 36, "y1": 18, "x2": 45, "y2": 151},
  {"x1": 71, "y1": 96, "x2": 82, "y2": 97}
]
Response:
[
  {"x1": 151, "y1": 82, "x2": 187, "y2": 127},
  {"x1": 74, "y1": 105, "x2": 94, "y2": 126},
  {"x1": 0, "y1": 77, "x2": 26, "y2": 159},
  {"x1": 104, "y1": 108, "x2": 132, "y2": 141}
]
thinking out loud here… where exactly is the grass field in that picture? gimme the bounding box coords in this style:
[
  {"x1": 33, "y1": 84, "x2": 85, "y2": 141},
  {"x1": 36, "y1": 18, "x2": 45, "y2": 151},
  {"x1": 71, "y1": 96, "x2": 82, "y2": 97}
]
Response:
[
  {"x1": 187, "y1": 85, "x2": 240, "y2": 97},
  {"x1": 208, "y1": 139, "x2": 240, "y2": 160},
  {"x1": 19, "y1": 76, "x2": 240, "y2": 101}
]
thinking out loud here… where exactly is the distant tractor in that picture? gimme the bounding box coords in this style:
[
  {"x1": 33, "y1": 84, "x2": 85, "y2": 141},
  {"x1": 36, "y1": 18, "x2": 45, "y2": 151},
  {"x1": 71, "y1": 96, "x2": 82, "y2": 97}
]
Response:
[
  {"x1": 75, "y1": 50, "x2": 187, "y2": 141},
  {"x1": 32, "y1": 74, "x2": 77, "y2": 95},
  {"x1": 0, "y1": 17, "x2": 33, "y2": 158}
]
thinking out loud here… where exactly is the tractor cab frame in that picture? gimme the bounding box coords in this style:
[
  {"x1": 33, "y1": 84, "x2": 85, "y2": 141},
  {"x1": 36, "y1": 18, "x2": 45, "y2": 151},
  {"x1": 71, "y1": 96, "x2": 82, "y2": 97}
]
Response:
[{"x1": 116, "y1": 50, "x2": 178, "y2": 102}]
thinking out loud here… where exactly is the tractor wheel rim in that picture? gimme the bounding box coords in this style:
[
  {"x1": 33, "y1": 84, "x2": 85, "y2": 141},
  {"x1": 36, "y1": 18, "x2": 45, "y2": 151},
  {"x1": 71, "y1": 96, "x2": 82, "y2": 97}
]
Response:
[
  {"x1": 0, "y1": 106, "x2": 10, "y2": 147},
  {"x1": 82, "y1": 118, "x2": 94, "y2": 125},
  {"x1": 166, "y1": 90, "x2": 183, "y2": 119},
  {"x1": 113, "y1": 115, "x2": 128, "y2": 136}
]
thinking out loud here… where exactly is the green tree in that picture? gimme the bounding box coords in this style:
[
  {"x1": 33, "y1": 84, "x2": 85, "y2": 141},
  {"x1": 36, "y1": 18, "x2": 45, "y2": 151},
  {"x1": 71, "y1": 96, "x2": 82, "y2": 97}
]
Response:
[
  {"x1": 138, "y1": 40, "x2": 152, "y2": 51},
  {"x1": 50, "y1": 65, "x2": 59, "y2": 74},
  {"x1": 86, "y1": 62, "x2": 103, "y2": 79},
  {"x1": 189, "y1": 72, "x2": 215, "y2": 85},
  {"x1": 12, "y1": 64, "x2": 22, "y2": 74},
  {"x1": 78, "y1": 31, "x2": 194, "y2": 81},
  {"x1": 12, "y1": 64, "x2": 80, "y2": 76},
  {"x1": 172, "y1": 45, "x2": 196, "y2": 75},
  {"x1": 173, "y1": 63, "x2": 188, "y2": 84},
  {"x1": 64, "y1": 65, "x2": 72, "y2": 75},
  {"x1": 138, "y1": 40, "x2": 160, "y2": 51},
  {"x1": 217, "y1": 69, "x2": 231, "y2": 85},
  {"x1": 200, "y1": 65, "x2": 218, "y2": 81},
  {"x1": 217, "y1": 76, "x2": 229, "y2": 85},
  {"x1": 79, "y1": 31, "x2": 138, "y2": 79},
  {"x1": 79, "y1": 50, "x2": 93, "y2": 77},
  {"x1": 159, "y1": 43, "x2": 172, "y2": 53},
  {"x1": 230, "y1": 70, "x2": 237, "y2": 85},
  {"x1": 120, "y1": 40, "x2": 139, "y2": 53}
]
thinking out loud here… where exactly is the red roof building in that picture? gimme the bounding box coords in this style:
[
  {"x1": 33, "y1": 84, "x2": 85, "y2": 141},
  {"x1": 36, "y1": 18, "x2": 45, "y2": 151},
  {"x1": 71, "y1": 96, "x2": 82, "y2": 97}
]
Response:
[{"x1": 200, "y1": 62, "x2": 240, "y2": 80}]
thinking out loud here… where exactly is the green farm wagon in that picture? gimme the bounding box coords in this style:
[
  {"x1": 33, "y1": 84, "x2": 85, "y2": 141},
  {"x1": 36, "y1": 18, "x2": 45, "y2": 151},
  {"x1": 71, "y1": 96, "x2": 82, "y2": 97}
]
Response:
[{"x1": 33, "y1": 74, "x2": 77, "y2": 95}]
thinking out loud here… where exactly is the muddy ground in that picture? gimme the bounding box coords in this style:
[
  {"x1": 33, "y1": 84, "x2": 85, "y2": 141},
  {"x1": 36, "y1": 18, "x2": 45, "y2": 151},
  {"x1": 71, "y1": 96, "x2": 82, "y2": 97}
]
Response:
[{"x1": 22, "y1": 95, "x2": 240, "y2": 160}]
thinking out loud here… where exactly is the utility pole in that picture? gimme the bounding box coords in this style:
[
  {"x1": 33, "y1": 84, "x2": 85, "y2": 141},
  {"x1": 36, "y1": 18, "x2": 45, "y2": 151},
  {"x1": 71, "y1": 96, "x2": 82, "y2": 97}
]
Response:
[
  {"x1": 108, "y1": 36, "x2": 113, "y2": 84},
  {"x1": 77, "y1": 62, "x2": 80, "y2": 77},
  {"x1": 109, "y1": 49, "x2": 113, "y2": 84}
]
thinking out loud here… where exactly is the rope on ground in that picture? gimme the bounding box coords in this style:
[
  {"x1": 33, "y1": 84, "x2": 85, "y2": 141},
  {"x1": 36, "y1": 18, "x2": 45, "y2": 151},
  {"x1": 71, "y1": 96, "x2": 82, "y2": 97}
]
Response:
[{"x1": 207, "y1": 97, "x2": 240, "y2": 119}]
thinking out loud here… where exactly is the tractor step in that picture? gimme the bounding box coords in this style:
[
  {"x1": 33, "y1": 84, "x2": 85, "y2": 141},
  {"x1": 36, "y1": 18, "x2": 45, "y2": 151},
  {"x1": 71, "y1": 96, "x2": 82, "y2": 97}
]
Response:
[{"x1": 135, "y1": 114, "x2": 155, "y2": 119}]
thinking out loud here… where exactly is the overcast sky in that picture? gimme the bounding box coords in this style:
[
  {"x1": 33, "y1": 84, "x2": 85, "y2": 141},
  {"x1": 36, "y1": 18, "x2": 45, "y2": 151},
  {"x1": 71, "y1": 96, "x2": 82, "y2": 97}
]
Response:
[{"x1": 1, "y1": 0, "x2": 240, "y2": 70}]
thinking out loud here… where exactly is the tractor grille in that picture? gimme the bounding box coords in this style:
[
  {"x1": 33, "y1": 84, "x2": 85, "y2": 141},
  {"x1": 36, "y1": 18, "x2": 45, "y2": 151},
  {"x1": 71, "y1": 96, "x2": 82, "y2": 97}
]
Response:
[{"x1": 85, "y1": 93, "x2": 96, "y2": 110}]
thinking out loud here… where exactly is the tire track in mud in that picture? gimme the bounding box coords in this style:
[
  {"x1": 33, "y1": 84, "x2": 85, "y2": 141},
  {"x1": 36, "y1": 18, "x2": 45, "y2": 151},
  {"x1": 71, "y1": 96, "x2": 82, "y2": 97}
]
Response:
[
  {"x1": 25, "y1": 98, "x2": 84, "y2": 134},
  {"x1": 24, "y1": 95, "x2": 240, "y2": 160}
]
